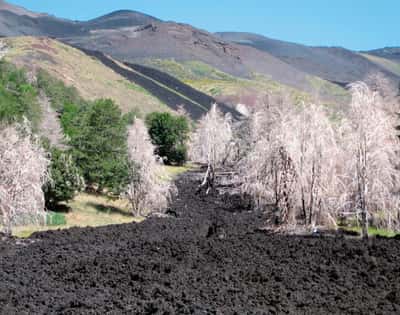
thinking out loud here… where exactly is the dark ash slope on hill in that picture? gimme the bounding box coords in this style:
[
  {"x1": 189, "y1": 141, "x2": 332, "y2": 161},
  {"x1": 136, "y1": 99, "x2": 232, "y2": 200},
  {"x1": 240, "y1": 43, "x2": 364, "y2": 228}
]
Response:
[
  {"x1": 62, "y1": 22, "x2": 311, "y2": 91},
  {"x1": 216, "y1": 32, "x2": 400, "y2": 85},
  {"x1": 80, "y1": 48, "x2": 239, "y2": 120},
  {"x1": 0, "y1": 171, "x2": 400, "y2": 314},
  {"x1": 124, "y1": 63, "x2": 239, "y2": 118}
]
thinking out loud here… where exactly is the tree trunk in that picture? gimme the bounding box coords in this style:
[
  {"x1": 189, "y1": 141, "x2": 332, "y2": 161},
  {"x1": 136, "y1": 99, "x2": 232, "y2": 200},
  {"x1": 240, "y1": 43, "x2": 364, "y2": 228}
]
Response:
[
  {"x1": 361, "y1": 208, "x2": 368, "y2": 239},
  {"x1": 197, "y1": 163, "x2": 215, "y2": 195}
]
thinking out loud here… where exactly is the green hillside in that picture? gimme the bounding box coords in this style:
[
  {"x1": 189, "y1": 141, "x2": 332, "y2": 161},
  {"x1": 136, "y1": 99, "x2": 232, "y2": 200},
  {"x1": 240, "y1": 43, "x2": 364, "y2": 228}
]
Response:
[{"x1": 143, "y1": 58, "x2": 349, "y2": 106}]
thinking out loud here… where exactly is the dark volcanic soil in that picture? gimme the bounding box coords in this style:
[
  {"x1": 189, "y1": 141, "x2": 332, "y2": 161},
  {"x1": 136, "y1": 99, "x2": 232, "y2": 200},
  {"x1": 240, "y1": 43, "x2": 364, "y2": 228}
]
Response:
[{"x1": 1, "y1": 171, "x2": 400, "y2": 314}]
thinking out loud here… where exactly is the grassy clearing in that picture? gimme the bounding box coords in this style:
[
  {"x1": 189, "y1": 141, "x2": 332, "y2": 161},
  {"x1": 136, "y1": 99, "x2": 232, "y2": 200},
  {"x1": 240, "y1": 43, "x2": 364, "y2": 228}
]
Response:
[
  {"x1": 164, "y1": 165, "x2": 193, "y2": 178},
  {"x1": 341, "y1": 226, "x2": 398, "y2": 238},
  {"x1": 12, "y1": 166, "x2": 190, "y2": 238},
  {"x1": 13, "y1": 193, "x2": 142, "y2": 238}
]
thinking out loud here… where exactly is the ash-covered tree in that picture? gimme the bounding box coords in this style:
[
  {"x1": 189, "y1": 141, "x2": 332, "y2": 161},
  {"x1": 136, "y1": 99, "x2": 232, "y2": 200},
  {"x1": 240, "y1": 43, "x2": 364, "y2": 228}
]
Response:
[
  {"x1": 68, "y1": 99, "x2": 129, "y2": 193},
  {"x1": 123, "y1": 118, "x2": 176, "y2": 217},
  {"x1": 145, "y1": 112, "x2": 190, "y2": 165},
  {"x1": 0, "y1": 121, "x2": 50, "y2": 234},
  {"x1": 283, "y1": 104, "x2": 341, "y2": 227},
  {"x1": 44, "y1": 147, "x2": 85, "y2": 210},
  {"x1": 189, "y1": 104, "x2": 233, "y2": 193},
  {"x1": 241, "y1": 99, "x2": 341, "y2": 228},
  {"x1": 340, "y1": 82, "x2": 400, "y2": 238},
  {"x1": 240, "y1": 101, "x2": 297, "y2": 224}
]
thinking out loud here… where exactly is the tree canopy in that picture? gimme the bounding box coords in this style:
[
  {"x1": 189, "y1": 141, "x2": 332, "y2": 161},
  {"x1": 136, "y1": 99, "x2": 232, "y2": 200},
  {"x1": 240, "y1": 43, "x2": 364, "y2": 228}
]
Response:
[{"x1": 146, "y1": 112, "x2": 190, "y2": 165}]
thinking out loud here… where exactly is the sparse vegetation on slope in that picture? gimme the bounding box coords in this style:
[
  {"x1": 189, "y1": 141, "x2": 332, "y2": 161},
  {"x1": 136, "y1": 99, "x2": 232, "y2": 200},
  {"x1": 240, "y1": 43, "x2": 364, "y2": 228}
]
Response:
[
  {"x1": 0, "y1": 60, "x2": 41, "y2": 126},
  {"x1": 361, "y1": 53, "x2": 400, "y2": 77},
  {"x1": 142, "y1": 58, "x2": 350, "y2": 109},
  {"x1": 2, "y1": 36, "x2": 167, "y2": 115}
]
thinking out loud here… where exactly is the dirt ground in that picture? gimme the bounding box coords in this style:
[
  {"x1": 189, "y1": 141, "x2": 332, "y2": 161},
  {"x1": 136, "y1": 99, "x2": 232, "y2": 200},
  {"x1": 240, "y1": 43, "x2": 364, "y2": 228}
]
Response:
[{"x1": 1, "y1": 171, "x2": 400, "y2": 314}]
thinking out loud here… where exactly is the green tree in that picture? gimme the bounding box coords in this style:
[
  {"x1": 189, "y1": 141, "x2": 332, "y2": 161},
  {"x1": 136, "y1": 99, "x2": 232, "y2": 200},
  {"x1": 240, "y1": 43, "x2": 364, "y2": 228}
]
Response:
[
  {"x1": 60, "y1": 102, "x2": 83, "y2": 139},
  {"x1": 145, "y1": 112, "x2": 190, "y2": 165},
  {"x1": 68, "y1": 99, "x2": 129, "y2": 192},
  {"x1": 44, "y1": 148, "x2": 85, "y2": 209}
]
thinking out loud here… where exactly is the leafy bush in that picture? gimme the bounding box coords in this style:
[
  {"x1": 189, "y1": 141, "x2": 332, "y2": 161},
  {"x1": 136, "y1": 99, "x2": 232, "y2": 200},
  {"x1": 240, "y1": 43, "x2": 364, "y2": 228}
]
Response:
[
  {"x1": 44, "y1": 148, "x2": 85, "y2": 209},
  {"x1": 60, "y1": 102, "x2": 84, "y2": 139},
  {"x1": 145, "y1": 112, "x2": 190, "y2": 165}
]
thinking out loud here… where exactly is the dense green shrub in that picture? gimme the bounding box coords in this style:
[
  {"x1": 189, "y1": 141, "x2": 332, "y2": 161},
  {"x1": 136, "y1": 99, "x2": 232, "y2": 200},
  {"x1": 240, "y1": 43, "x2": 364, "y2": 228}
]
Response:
[
  {"x1": 0, "y1": 60, "x2": 41, "y2": 126},
  {"x1": 68, "y1": 99, "x2": 129, "y2": 193},
  {"x1": 60, "y1": 102, "x2": 84, "y2": 139},
  {"x1": 44, "y1": 147, "x2": 85, "y2": 209},
  {"x1": 145, "y1": 112, "x2": 190, "y2": 165}
]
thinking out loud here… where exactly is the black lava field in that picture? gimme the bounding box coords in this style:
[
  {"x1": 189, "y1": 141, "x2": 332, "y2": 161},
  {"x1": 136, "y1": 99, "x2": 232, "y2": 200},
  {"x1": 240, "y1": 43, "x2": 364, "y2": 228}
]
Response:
[{"x1": 1, "y1": 171, "x2": 400, "y2": 314}]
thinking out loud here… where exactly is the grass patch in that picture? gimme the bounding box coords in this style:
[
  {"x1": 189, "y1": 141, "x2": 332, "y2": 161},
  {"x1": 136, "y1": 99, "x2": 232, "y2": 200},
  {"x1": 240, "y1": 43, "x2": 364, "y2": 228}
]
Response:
[
  {"x1": 341, "y1": 226, "x2": 398, "y2": 238},
  {"x1": 13, "y1": 164, "x2": 185, "y2": 238},
  {"x1": 13, "y1": 193, "x2": 143, "y2": 238},
  {"x1": 12, "y1": 167, "x2": 185, "y2": 238},
  {"x1": 164, "y1": 165, "x2": 192, "y2": 178}
]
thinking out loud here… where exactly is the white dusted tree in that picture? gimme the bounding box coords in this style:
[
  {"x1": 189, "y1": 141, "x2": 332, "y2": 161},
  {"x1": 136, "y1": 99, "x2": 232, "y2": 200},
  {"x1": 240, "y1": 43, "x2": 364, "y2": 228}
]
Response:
[
  {"x1": 240, "y1": 100, "x2": 297, "y2": 225},
  {"x1": 241, "y1": 101, "x2": 341, "y2": 228},
  {"x1": 283, "y1": 104, "x2": 341, "y2": 227},
  {"x1": 189, "y1": 104, "x2": 233, "y2": 193},
  {"x1": 340, "y1": 82, "x2": 400, "y2": 238},
  {"x1": 0, "y1": 122, "x2": 50, "y2": 234},
  {"x1": 123, "y1": 118, "x2": 175, "y2": 217}
]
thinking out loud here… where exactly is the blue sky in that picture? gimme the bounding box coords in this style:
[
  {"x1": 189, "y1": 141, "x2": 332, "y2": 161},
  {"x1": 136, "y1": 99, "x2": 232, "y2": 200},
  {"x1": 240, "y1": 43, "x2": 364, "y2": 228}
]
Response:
[{"x1": 8, "y1": 0, "x2": 399, "y2": 50}]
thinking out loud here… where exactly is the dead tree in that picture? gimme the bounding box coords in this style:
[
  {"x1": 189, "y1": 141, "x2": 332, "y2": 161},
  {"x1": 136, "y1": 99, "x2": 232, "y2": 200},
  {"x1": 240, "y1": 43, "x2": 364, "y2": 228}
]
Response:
[
  {"x1": 123, "y1": 118, "x2": 176, "y2": 217},
  {"x1": 340, "y1": 82, "x2": 400, "y2": 238},
  {"x1": 0, "y1": 121, "x2": 50, "y2": 234},
  {"x1": 241, "y1": 99, "x2": 341, "y2": 228},
  {"x1": 189, "y1": 104, "x2": 233, "y2": 194},
  {"x1": 240, "y1": 101, "x2": 298, "y2": 225}
]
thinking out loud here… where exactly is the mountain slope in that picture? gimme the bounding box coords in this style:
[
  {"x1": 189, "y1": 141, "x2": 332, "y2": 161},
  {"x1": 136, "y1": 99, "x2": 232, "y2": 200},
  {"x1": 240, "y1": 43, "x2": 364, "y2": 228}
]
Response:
[
  {"x1": 78, "y1": 47, "x2": 239, "y2": 119},
  {"x1": 0, "y1": 1, "x2": 314, "y2": 93},
  {"x1": 365, "y1": 47, "x2": 400, "y2": 62},
  {"x1": 61, "y1": 22, "x2": 313, "y2": 92},
  {"x1": 0, "y1": 0, "x2": 41, "y2": 17},
  {"x1": 361, "y1": 53, "x2": 400, "y2": 77},
  {"x1": 85, "y1": 10, "x2": 161, "y2": 30},
  {"x1": 0, "y1": 1, "x2": 386, "y2": 105},
  {"x1": 0, "y1": 3, "x2": 160, "y2": 38},
  {"x1": 2, "y1": 36, "x2": 239, "y2": 119},
  {"x1": 1, "y1": 36, "x2": 167, "y2": 114},
  {"x1": 216, "y1": 32, "x2": 400, "y2": 85}
]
